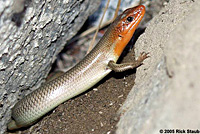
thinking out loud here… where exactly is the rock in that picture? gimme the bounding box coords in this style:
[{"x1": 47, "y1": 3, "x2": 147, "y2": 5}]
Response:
[
  {"x1": 117, "y1": 0, "x2": 200, "y2": 133},
  {"x1": 0, "y1": 0, "x2": 100, "y2": 133}
]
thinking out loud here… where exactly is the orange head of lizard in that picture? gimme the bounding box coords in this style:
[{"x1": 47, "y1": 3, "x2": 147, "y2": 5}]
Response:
[{"x1": 112, "y1": 5, "x2": 145, "y2": 56}]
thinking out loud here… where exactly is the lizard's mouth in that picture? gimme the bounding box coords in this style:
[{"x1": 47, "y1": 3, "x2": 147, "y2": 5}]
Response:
[{"x1": 129, "y1": 5, "x2": 145, "y2": 32}]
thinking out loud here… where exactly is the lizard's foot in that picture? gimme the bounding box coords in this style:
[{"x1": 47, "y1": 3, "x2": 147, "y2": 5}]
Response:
[{"x1": 137, "y1": 52, "x2": 150, "y2": 63}]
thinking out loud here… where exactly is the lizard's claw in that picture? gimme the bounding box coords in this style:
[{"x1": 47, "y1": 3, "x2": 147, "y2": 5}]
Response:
[{"x1": 137, "y1": 52, "x2": 150, "y2": 63}]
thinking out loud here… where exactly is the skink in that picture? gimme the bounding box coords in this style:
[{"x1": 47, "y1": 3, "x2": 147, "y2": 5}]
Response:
[{"x1": 8, "y1": 5, "x2": 148, "y2": 130}]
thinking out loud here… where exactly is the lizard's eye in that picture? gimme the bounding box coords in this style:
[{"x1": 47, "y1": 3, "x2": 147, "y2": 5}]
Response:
[{"x1": 126, "y1": 16, "x2": 134, "y2": 22}]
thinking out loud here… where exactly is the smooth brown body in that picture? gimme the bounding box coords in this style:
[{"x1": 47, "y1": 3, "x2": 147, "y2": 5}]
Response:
[{"x1": 8, "y1": 5, "x2": 148, "y2": 130}]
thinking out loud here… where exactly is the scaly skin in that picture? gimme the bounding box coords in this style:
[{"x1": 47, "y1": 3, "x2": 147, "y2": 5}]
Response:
[{"x1": 8, "y1": 5, "x2": 147, "y2": 130}]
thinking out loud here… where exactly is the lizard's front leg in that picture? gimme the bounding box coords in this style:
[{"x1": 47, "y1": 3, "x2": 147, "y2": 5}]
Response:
[{"x1": 108, "y1": 52, "x2": 149, "y2": 72}]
